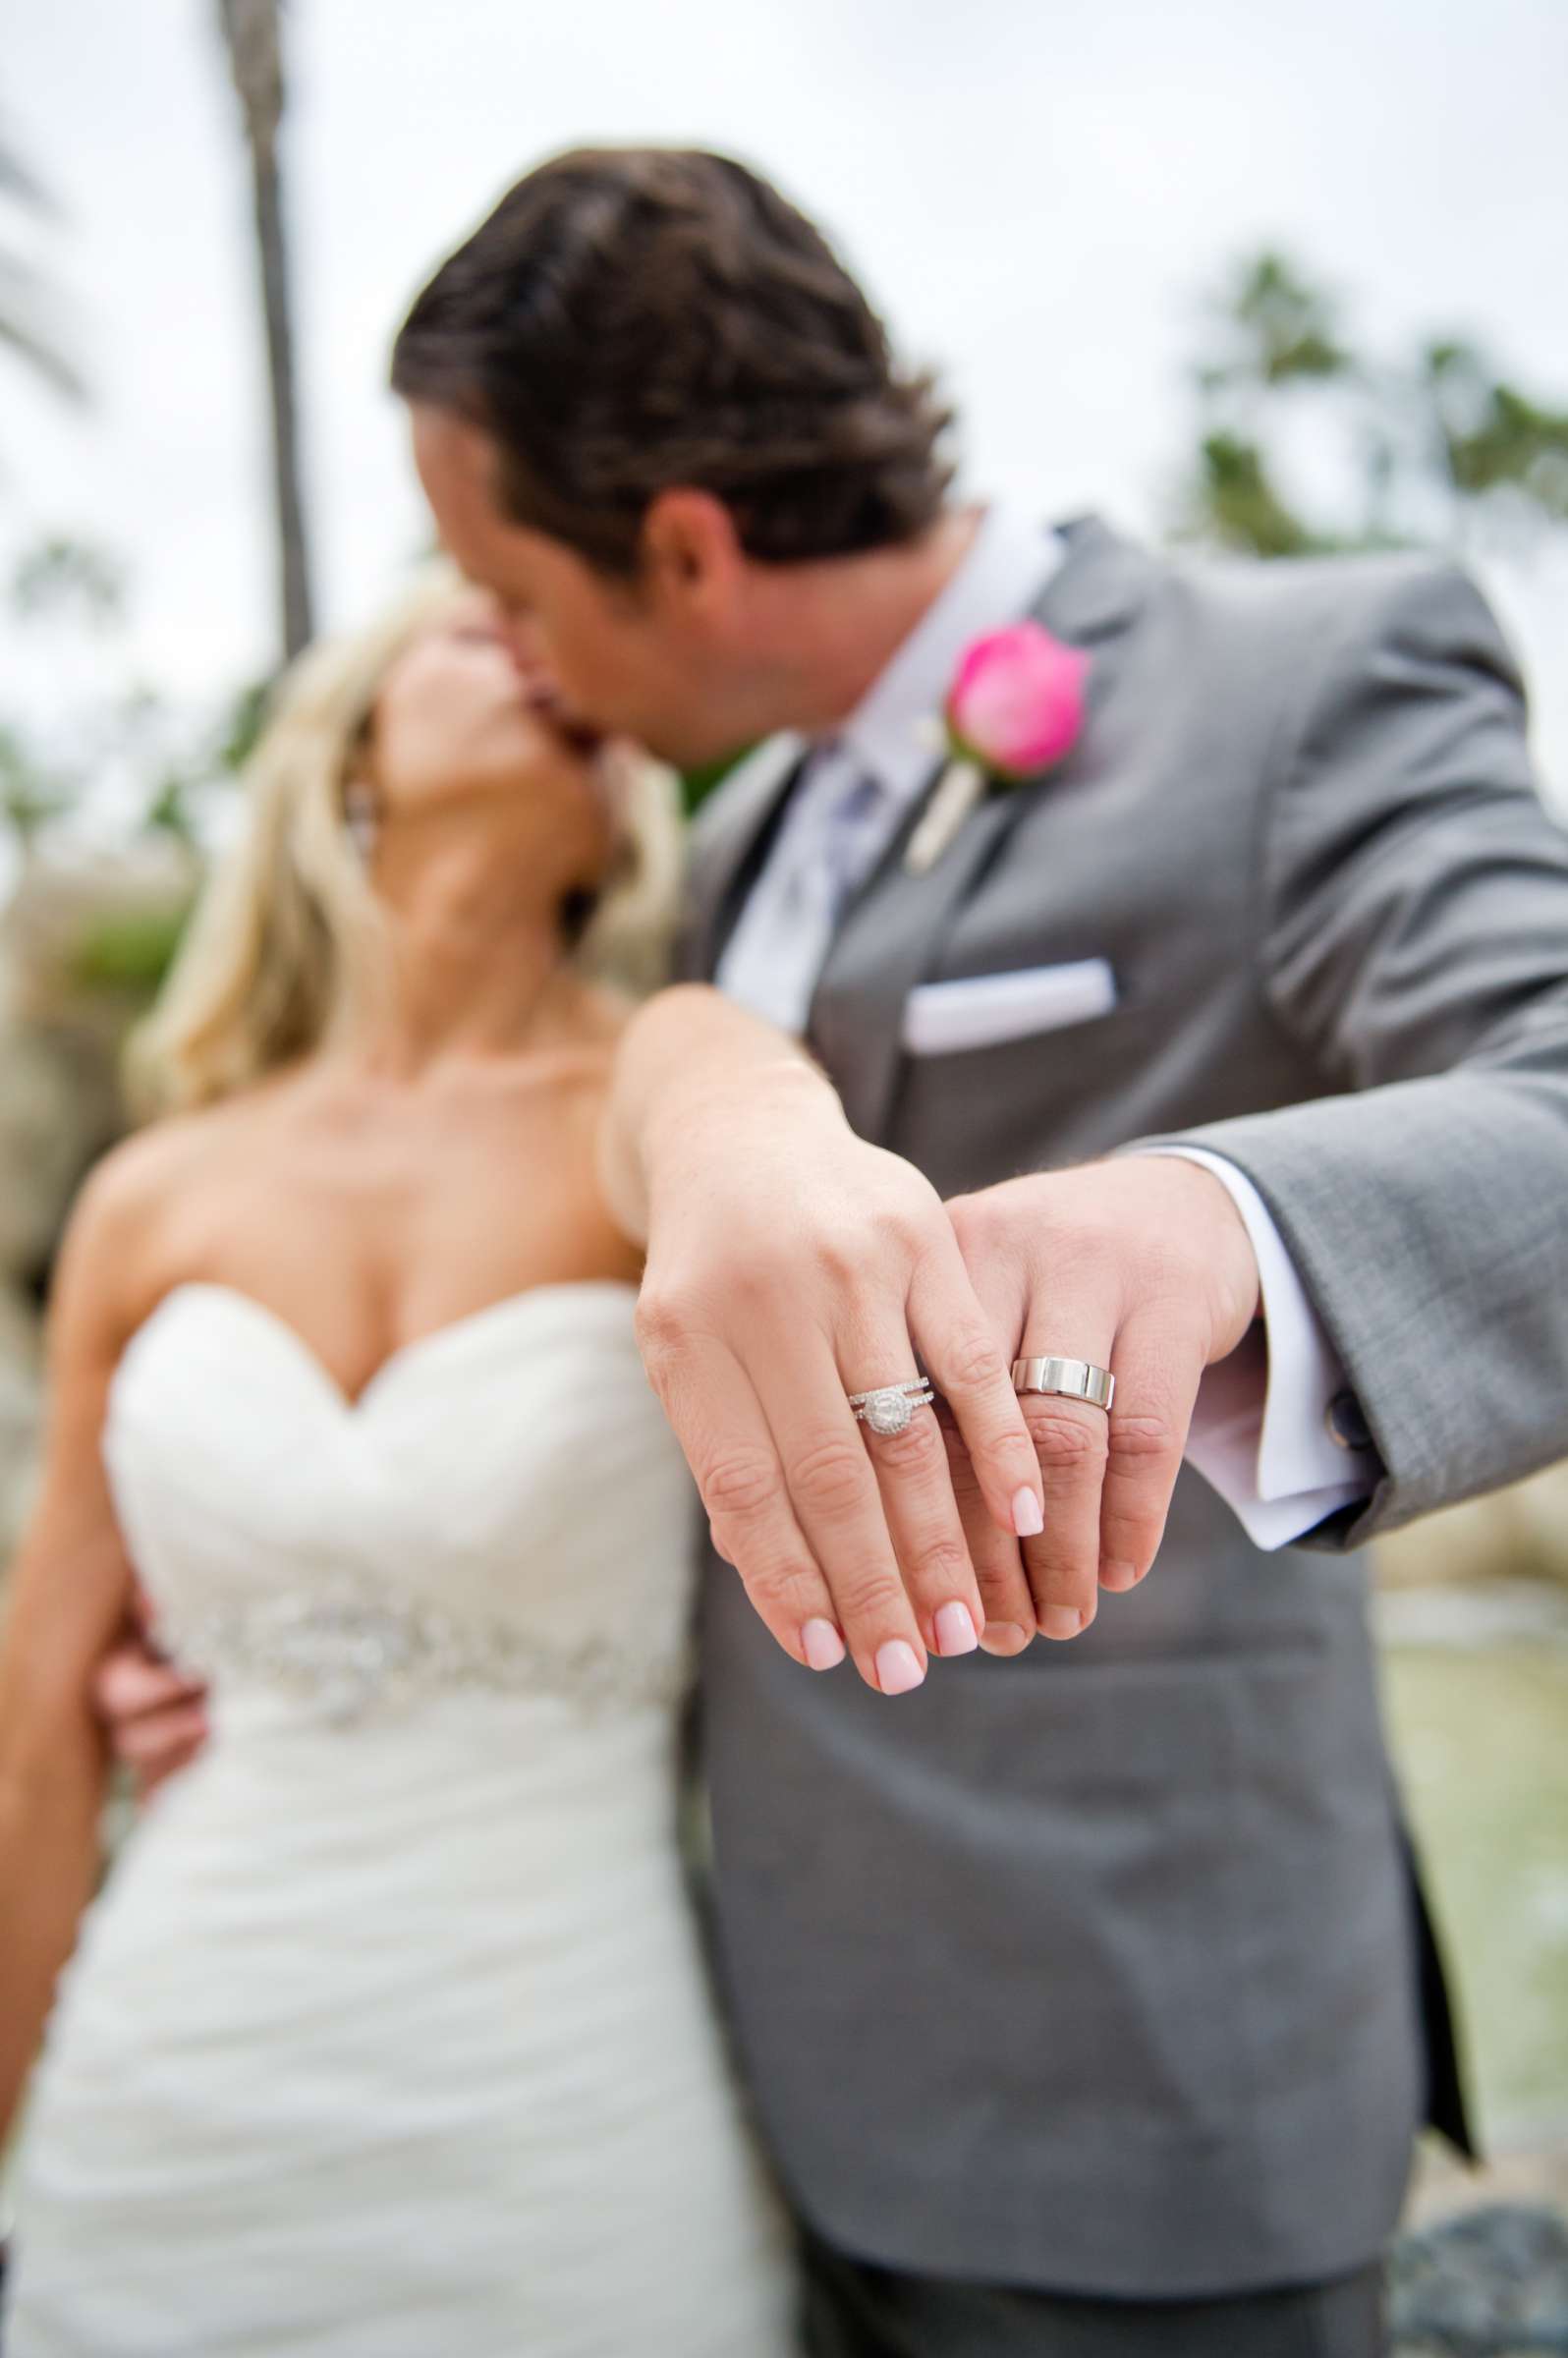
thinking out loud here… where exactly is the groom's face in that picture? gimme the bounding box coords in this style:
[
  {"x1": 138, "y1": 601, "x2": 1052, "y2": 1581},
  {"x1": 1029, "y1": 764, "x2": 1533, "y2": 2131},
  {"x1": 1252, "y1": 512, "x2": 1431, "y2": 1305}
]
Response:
[{"x1": 410, "y1": 405, "x2": 754, "y2": 768}]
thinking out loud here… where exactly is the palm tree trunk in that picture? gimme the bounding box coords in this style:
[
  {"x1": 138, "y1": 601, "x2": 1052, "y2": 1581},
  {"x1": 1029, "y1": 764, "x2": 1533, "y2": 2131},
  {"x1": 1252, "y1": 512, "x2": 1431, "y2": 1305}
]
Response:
[
  {"x1": 248, "y1": 126, "x2": 313, "y2": 659},
  {"x1": 218, "y1": 0, "x2": 314, "y2": 664}
]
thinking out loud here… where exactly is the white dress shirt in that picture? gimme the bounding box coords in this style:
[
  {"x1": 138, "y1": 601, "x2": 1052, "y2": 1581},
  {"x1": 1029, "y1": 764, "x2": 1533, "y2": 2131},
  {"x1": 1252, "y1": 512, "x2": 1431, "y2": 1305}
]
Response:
[{"x1": 714, "y1": 502, "x2": 1378, "y2": 1549}]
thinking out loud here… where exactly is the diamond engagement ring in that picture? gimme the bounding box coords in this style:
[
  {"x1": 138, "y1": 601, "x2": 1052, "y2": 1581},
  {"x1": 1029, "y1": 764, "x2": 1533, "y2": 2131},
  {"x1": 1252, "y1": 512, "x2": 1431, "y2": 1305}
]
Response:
[
  {"x1": 849, "y1": 1379, "x2": 937, "y2": 1436},
  {"x1": 1011, "y1": 1356, "x2": 1116, "y2": 1413}
]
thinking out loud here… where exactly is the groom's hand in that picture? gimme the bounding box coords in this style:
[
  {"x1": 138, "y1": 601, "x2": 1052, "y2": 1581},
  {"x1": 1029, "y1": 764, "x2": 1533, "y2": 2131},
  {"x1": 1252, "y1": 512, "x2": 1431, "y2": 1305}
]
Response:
[
  {"x1": 941, "y1": 1158, "x2": 1260, "y2": 1648},
  {"x1": 93, "y1": 1589, "x2": 210, "y2": 1802}
]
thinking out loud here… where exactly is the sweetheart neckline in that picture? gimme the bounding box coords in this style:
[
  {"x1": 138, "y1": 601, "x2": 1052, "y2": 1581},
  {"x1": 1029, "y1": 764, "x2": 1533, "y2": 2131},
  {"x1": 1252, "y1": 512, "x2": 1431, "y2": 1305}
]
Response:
[{"x1": 119, "y1": 1277, "x2": 641, "y2": 1417}]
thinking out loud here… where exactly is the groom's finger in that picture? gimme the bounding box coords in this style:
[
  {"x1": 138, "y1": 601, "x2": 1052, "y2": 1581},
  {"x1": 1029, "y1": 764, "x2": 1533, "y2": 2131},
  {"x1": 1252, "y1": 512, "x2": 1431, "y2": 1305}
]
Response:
[
  {"x1": 1016, "y1": 1390, "x2": 1110, "y2": 1639},
  {"x1": 636, "y1": 1316, "x2": 848, "y2": 1674},
  {"x1": 1092, "y1": 1303, "x2": 1204, "y2": 1593},
  {"x1": 93, "y1": 1646, "x2": 207, "y2": 1727},
  {"x1": 1009, "y1": 1296, "x2": 1119, "y2": 1641}
]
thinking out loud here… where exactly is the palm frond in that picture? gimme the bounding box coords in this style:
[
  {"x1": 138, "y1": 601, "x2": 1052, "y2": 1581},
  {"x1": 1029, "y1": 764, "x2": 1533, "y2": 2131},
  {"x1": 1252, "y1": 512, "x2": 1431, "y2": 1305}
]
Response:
[
  {"x1": 0, "y1": 308, "x2": 87, "y2": 404},
  {"x1": 0, "y1": 134, "x2": 84, "y2": 401},
  {"x1": 0, "y1": 128, "x2": 57, "y2": 216}
]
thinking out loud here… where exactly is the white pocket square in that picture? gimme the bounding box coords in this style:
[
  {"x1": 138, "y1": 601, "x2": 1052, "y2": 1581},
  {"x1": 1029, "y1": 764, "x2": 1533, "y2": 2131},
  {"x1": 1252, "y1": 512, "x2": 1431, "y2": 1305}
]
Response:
[{"x1": 902, "y1": 959, "x2": 1118, "y2": 1056}]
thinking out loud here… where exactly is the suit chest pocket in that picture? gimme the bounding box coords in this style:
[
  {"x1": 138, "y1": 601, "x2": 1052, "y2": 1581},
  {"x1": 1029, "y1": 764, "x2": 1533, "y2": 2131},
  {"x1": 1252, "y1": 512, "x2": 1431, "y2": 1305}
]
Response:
[{"x1": 902, "y1": 959, "x2": 1119, "y2": 1056}]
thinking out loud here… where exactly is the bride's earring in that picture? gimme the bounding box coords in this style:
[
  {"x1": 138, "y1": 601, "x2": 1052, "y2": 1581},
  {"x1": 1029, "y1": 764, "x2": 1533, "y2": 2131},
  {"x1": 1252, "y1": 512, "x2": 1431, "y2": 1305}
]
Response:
[{"x1": 343, "y1": 779, "x2": 383, "y2": 864}]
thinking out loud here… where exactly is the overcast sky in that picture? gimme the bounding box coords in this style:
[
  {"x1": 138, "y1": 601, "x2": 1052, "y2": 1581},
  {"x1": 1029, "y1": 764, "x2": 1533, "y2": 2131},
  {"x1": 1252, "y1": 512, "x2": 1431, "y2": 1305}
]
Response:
[{"x1": 5, "y1": 0, "x2": 1568, "y2": 803}]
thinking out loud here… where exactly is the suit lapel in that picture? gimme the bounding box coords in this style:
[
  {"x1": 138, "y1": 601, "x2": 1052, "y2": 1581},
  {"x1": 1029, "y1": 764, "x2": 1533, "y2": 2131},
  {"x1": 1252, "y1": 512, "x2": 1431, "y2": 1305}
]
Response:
[
  {"x1": 683, "y1": 731, "x2": 810, "y2": 982},
  {"x1": 809, "y1": 788, "x2": 1024, "y2": 1141},
  {"x1": 809, "y1": 515, "x2": 1152, "y2": 1143},
  {"x1": 1036, "y1": 511, "x2": 1155, "y2": 645}
]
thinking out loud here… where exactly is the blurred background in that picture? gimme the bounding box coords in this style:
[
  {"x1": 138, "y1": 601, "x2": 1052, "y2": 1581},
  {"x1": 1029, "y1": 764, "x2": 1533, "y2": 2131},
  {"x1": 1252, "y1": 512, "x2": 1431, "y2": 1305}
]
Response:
[{"x1": 2, "y1": 0, "x2": 1566, "y2": 2324}]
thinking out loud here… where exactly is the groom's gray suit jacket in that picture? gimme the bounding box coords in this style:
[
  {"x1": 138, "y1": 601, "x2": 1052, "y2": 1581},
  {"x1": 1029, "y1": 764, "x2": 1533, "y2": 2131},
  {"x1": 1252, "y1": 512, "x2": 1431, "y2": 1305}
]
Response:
[{"x1": 681, "y1": 518, "x2": 1568, "y2": 2301}]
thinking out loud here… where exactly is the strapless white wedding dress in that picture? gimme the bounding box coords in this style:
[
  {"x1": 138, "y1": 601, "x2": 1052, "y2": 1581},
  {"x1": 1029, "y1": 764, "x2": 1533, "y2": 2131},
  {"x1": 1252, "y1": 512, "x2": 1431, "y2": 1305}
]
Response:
[{"x1": 5, "y1": 1280, "x2": 796, "y2": 2357}]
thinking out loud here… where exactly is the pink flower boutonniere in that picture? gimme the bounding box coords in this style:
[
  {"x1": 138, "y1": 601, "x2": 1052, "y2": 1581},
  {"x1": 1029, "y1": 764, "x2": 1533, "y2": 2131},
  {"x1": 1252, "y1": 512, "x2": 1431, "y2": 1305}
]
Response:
[{"x1": 904, "y1": 621, "x2": 1090, "y2": 875}]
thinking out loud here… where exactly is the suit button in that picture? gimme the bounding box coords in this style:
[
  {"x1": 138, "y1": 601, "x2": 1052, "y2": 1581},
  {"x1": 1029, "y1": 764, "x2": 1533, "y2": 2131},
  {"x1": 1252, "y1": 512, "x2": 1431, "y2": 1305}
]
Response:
[{"x1": 1325, "y1": 1388, "x2": 1373, "y2": 1451}]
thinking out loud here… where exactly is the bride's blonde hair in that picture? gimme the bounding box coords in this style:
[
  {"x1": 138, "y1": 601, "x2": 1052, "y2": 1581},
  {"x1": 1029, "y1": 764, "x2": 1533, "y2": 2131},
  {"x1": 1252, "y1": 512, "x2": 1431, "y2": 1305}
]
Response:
[{"x1": 129, "y1": 568, "x2": 685, "y2": 1115}]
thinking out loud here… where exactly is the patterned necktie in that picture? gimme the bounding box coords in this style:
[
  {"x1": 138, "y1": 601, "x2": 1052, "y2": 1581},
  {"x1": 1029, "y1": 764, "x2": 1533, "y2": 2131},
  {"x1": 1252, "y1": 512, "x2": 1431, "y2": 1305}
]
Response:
[{"x1": 716, "y1": 750, "x2": 889, "y2": 1034}]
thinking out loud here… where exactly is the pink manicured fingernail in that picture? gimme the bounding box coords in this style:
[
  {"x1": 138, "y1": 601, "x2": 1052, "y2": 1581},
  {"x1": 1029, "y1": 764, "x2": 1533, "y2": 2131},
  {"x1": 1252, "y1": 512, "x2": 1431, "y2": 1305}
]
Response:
[
  {"x1": 875, "y1": 1640, "x2": 925, "y2": 1695},
  {"x1": 980, "y1": 1620, "x2": 1030, "y2": 1656},
  {"x1": 1040, "y1": 1604, "x2": 1083, "y2": 1641},
  {"x1": 934, "y1": 1601, "x2": 979, "y2": 1657},
  {"x1": 1012, "y1": 1488, "x2": 1044, "y2": 1539},
  {"x1": 802, "y1": 1618, "x2": 847, "y2": 1671}
]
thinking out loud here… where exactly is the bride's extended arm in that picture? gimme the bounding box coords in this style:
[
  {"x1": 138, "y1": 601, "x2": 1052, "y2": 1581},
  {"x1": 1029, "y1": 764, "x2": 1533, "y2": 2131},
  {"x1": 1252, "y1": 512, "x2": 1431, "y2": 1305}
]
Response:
[
  {"x1": 597, "y1": 982, "x2": 837, "y2": 1246},
  {"x1": 0, "y1": 1161, "x2": 149, "y2": 2142},
  {"x1": 597, "y1": 984, "x2": 1043, "y2": 1694}
]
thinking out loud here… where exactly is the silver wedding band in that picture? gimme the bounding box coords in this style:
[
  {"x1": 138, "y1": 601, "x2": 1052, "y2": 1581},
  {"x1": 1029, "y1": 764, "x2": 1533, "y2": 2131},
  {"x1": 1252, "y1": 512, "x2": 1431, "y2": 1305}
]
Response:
[
  {"x1": 848, "y1": 1379, "x2": 936, "y2": 1436},
  {"x1": 1012, "y1": 1355, "x2": 1115, "y2": 1414}
]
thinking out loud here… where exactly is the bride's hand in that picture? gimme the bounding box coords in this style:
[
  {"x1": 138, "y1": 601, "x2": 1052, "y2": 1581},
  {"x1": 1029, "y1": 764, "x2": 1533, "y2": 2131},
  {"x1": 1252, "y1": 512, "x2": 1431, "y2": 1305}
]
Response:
[{"x1": 610, "y1": 992, "x2": 1044, "y2": 1696}]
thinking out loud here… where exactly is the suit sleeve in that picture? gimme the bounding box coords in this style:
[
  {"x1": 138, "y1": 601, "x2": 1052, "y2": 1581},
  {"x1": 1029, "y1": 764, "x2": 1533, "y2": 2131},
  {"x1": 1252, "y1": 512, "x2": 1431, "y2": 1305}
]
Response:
[
  {"x1": 1145, "y1": 1147, "x2": 1377, "y2": 1545},
  {"x1": 1144, "y1": 558, "x2": 1568, "y2": 1548}
]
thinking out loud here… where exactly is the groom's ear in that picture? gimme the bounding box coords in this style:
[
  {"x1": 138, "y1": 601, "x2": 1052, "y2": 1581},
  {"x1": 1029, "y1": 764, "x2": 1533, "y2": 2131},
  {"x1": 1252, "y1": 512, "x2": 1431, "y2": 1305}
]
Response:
[{"x1": 640, "y1": 489, "x2": 746, "y2": 619}]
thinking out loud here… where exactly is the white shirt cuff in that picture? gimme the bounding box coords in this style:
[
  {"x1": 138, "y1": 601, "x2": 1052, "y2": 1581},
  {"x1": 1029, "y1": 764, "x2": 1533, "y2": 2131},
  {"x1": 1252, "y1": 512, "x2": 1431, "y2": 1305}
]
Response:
[{"x1": 1141, "y1": 1147, "x2": 1378, "y2": 1550}]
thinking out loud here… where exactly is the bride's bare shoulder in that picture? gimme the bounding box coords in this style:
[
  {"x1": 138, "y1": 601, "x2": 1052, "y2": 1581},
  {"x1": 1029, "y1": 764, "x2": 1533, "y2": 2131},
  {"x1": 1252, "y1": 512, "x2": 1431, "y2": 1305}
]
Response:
[
  {"x1": 49, "y1": 1118, "x2": 212, "y2": 1360},
  {"x1": 59, "y1": 1079, "x2": 301, "y2": 1332},
  {"x1": 83, "y1": 1079, "x2": 290, "y2": 1209}
]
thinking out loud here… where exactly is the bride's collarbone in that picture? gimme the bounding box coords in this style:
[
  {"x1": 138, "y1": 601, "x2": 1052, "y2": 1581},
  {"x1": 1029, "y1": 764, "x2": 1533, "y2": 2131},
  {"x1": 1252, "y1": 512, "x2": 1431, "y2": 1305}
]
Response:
[{"x1": 125, "y1": 1090, "x2": 640, "y2": 1397}]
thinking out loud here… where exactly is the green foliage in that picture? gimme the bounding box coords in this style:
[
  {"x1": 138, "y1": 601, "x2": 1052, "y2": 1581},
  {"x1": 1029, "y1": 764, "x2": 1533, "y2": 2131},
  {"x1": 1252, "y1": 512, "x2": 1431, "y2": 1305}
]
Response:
[
  {"x1": 1424, "y1": 343, "x2": 1568, "y2": 518},
  {"x1": 0, "y1": 721, "x2": 75, "y2": 842},
  {"x1": 142, "y1": 775, "x2": 202, "y2": 848},
  {"x1": 678, "y1": 749, "x2": 754, "y2": 816},
  {"x1": 216, "y1": 675, "x2": 272, "y2": 774},
  {"x1": 0, "y1": 532, "x2": 247, "y2": 866},
  {"x1": 1199, "y1": 252, "x2": 1352, "y2": 395},
  {"x1": 68, "y1": 902, "x2": 195, "y2": 994},
  {"x1": 1178, "y1": 251, "x2": 1568, "y2": 560},
  {"x1": 1192, "y1": 433, "x2": 1319, "y2": 559},
  {"x1": 11, "y1": 535, "x2": 124, "y2": 625}
]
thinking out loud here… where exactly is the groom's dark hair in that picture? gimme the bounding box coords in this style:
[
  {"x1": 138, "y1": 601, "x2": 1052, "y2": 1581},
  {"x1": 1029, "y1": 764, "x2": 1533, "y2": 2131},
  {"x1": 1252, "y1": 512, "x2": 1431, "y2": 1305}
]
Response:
[{"x1": 390, "y1": 146, "x2": 955, "y2": 576}]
